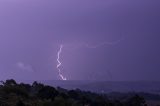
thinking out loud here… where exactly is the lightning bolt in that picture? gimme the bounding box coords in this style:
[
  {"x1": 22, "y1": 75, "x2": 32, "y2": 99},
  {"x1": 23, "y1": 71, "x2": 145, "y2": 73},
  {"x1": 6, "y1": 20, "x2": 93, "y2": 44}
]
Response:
[
  {"x1": 57, "y1": 44, "x2": 67, "y2": 80},
  {"x1": 55, "y1": 38, "x2": 124, "y2": 80}
]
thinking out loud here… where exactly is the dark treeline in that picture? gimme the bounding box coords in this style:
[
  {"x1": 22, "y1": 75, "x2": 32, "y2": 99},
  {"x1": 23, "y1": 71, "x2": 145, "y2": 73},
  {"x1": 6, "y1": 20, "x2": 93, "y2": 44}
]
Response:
[{"x1": 0, "y1": 79, "x2": 147, "y2": 106}]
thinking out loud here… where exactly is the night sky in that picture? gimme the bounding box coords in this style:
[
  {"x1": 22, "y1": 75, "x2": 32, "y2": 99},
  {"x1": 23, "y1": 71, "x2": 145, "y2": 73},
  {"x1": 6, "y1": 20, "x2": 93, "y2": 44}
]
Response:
[{"x1": 0, "y1": 0, "x2": 160, "y2": 81}]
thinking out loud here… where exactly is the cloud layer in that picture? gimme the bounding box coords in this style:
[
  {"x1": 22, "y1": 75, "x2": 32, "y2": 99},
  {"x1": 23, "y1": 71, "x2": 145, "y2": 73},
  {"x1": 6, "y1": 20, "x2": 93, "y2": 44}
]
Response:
[{"x1": 16, "y1": 62, "x2": 35, "y2": 72}]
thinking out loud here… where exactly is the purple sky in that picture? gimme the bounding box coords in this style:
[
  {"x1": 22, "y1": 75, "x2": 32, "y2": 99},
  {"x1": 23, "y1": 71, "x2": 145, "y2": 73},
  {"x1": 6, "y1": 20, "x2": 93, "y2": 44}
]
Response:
[{"x1": 0, "y1": 0, "x2": 160, "y2": 81}]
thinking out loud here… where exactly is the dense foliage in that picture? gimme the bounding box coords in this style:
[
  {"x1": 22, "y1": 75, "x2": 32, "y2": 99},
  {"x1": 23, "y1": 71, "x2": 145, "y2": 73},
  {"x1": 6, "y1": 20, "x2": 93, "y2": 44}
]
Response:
[{"x1": 0, "y1": 79, "x2": 147, "y2": 106}]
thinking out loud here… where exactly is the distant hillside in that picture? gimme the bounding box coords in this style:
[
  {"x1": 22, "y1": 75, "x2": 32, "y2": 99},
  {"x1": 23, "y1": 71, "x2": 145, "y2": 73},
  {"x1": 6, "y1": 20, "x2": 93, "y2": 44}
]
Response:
[{"x1": 35, "y1": 80, "x2": 160, "y2": 94}]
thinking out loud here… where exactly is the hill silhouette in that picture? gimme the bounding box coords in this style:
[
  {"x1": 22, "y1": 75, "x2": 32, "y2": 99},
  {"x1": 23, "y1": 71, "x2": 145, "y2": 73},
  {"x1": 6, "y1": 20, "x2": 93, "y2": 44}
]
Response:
[{"x1": 0, "y1": 79, "x2": 148, "y2": 106}]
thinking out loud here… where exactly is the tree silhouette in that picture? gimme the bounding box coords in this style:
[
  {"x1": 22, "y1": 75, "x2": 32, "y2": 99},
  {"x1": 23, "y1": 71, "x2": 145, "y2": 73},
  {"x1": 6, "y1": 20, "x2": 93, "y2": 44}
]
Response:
[{"x1": 0, "y1": 79, "x2": 150, "y2": 106}]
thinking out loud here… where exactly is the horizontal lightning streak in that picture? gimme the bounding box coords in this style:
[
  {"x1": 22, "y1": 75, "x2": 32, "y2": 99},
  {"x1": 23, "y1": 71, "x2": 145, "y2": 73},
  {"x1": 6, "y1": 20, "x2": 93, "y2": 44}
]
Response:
[
  {"x1": 62, "y1": 38, "x2": 124, "y2": 50},
  {"x1": 82, "y1": 38, "x2": 123, "y2": 49}
]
